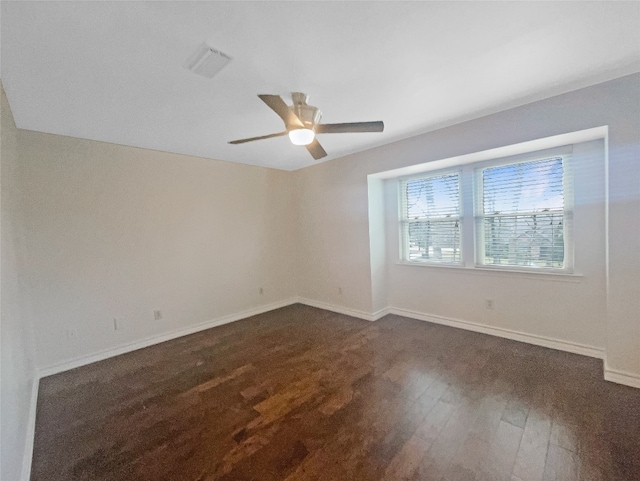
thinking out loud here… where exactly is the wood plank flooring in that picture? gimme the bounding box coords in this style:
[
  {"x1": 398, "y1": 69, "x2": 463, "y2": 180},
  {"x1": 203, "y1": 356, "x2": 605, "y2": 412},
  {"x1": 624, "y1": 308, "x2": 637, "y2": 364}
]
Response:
[{"x1": 31, "y1": 304, "x2": 640, "y2": 480}]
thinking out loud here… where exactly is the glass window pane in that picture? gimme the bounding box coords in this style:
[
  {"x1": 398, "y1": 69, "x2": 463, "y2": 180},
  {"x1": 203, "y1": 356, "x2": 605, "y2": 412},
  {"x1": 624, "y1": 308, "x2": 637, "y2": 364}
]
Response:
[
  {"x1": 405, "y1": 173, "x2": 459, "y2": 219},
  {"x1": 483, "y1": 157, "x2": 563, "y2": 215},
  {"x1": 482, "y1": 212, "x2": 564, "y2": 268},
  {"x1": 407, "y1": 220, "x2": 461, "y2": 263}
]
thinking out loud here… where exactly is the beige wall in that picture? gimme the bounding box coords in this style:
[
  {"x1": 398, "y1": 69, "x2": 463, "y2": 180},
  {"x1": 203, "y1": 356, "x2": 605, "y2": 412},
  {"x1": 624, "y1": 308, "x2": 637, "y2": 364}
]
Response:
[
  {"x1": 295, "y1": 73, "x2": 640, "y2": 381},
  {"x1": 17, "y1": 131, "x2": 297, "y2": 370},
  {"x1": 295, "y1": 159, "x2": 375, "y2": 313},
  {"x1": 1, "y1": 84, "x2": 37, "y2": 481}
]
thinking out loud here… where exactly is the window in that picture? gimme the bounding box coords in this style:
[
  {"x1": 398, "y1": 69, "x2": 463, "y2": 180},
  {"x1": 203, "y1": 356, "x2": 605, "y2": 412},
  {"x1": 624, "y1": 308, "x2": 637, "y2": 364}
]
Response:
[
  {"x1": 398, "y1": 152, "x2": 572, "y2": 272},
  {"x1": 400, "y1": 171, "x2": 461, "y2": 264},
  {"x1": 477, "y1": 157, "x2": 566, "y2": 269}
]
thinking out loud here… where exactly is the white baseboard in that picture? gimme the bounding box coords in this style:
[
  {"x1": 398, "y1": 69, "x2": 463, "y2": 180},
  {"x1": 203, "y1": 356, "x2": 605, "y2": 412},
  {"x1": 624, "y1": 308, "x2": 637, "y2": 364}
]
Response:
[
  {"x1": 38, "y1": 298, "x2": 382, "y2": 379},
  {"x1": 604, "y1": 364, "x2": 640, "y2": 389},
  {"x1": 21, "y1": 375, "x2": 39, "y2": 481},
  {"x1": 371, "y1": 307, "x2": 391, "y2": 321},
  {"x1": 38, "y1": 298, "x2": 298, "y2": 378},
  {"x1": 388, "y1": 306, "x2": 605, "y2": 359},
  {"x1": 295, "y1": 299, "x2": 605, "y2": 360},
  {"x1": 36, "y1": 296, "x2": 619, "y2": 381},
  {"x1": 296, "y1": 297, "x2": 382, "y2": 322}
]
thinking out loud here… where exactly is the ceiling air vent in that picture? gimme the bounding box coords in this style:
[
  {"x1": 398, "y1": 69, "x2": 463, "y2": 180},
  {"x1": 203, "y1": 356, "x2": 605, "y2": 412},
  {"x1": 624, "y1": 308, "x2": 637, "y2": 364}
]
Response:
[{"x1": 184, "y1": 42, "x2": 232, "y2": 78}]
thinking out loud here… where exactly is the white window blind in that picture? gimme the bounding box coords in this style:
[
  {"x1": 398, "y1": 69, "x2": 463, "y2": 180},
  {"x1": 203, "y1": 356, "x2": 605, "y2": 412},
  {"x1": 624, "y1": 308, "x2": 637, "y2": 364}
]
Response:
[
  {"x1": 401, "y1": 172, "x2": 461, "y2": 263},
  {"x1": 478, "y1": 156, "x2": 566, "y2": 269}
]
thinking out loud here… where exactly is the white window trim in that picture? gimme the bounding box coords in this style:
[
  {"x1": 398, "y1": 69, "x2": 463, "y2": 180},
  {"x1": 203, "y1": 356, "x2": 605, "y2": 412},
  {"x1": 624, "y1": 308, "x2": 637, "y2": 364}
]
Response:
[{"x1": 394, "y1": 261, "x2": 584, "y2": 282}]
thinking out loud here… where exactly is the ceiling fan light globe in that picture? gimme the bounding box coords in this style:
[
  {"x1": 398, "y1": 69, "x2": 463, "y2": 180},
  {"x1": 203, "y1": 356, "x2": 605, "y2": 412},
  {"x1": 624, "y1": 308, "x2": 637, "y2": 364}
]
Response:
[{"x1": 288, "y1": 128, "x2": 315, "y2": 146}]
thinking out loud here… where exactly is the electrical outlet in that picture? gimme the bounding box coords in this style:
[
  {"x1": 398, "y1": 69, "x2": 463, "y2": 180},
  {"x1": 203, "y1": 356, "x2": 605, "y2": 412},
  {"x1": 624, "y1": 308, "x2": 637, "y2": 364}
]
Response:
[
  {"x1": 338, "y1": 287, "x2": 343, "y2": 295},
  {"x1": 259, "y1": 287, "x2": 264, "y2": 295},
  {"x1": 113, "y1": 318, "x2": 124, "y2": 331},
  {"x1": 153, "y1": 310, "x2": 162, "y2": 321},
  {"x1": 485, "y1": 299, "x2": 494, "y2": 310}
]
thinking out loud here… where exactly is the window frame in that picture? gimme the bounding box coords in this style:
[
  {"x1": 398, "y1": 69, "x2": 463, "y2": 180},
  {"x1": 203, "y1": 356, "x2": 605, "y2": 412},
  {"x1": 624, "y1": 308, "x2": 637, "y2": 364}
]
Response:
[
  {"x1": 398, "y1": 168, "x2": 463, "y2": 265},
  {"x1": 473, "y1": 155, "x2": 574, "y2": 273},
  {"x1": 396, "y1": 148, "x2": 574, "y2": 274}
]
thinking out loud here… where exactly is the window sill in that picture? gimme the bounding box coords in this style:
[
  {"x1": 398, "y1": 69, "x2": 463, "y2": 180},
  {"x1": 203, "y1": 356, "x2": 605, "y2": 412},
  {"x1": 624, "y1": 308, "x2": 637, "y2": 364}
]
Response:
[{"x1": 395, "y1": 261, "x2": 584, "y2": 282}]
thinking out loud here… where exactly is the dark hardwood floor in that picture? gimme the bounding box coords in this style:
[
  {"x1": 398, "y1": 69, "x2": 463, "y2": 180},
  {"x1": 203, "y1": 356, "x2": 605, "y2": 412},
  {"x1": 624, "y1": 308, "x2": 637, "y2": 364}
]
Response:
[{"x1": 31, "y1": 304, "x2": 640, "y2": 481}]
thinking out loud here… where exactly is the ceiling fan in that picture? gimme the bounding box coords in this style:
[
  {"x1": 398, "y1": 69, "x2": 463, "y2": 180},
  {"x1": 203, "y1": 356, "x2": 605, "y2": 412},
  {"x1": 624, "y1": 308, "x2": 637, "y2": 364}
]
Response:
[{"x1": 228, "y1": 92, "x2": 384, "y2": 160}]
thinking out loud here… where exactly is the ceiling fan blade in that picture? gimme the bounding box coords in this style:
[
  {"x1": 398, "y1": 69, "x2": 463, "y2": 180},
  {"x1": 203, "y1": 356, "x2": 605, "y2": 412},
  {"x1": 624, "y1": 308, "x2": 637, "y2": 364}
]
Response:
[
  {"x1": 258, "y1": 94, "x2": 304, "y2": 129},
  {"x1": 228, "y1": 131, "x2": 287, "y2": 144},
  {"x1": 315, "y1": 121, "x2": 384, "y2": 134},
  {"x1": 306, "y1": 138, "x2": 327, "y2": 160}
]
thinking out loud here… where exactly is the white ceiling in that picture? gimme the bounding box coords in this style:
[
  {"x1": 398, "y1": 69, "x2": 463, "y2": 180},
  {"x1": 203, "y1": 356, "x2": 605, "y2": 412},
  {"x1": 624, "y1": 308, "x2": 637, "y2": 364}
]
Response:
[{"x1": 1, "y1": 1, "x2": 639, "y2": 171}]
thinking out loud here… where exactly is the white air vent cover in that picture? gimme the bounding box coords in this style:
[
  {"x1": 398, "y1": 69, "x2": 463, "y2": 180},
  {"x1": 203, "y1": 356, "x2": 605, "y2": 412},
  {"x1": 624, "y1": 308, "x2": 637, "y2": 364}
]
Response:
[{"x1": 184, "y1": 43, "x2": 232, "y2": 78}]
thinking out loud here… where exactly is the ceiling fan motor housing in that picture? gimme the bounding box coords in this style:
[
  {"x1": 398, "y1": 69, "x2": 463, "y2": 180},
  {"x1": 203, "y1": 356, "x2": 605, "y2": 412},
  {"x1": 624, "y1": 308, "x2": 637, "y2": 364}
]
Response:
[{"x1": 291, "y1": 92, "x2": 322, "y2": 129}]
